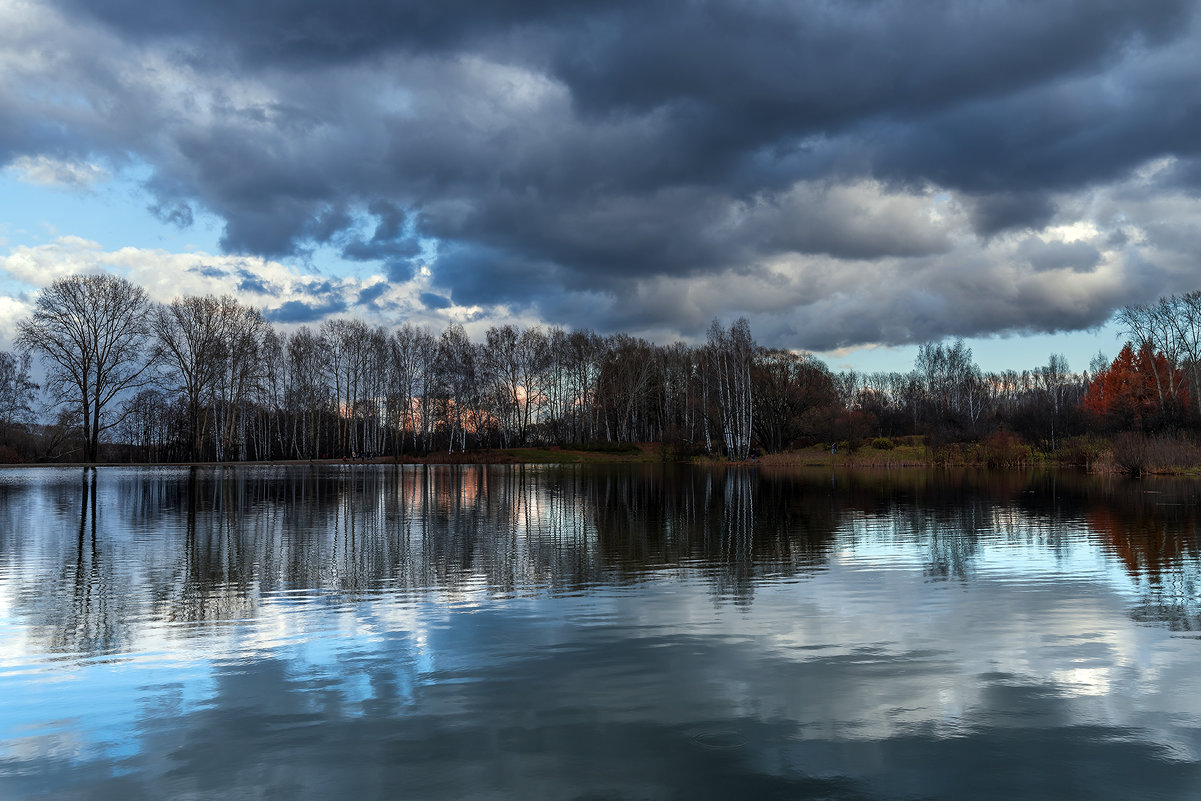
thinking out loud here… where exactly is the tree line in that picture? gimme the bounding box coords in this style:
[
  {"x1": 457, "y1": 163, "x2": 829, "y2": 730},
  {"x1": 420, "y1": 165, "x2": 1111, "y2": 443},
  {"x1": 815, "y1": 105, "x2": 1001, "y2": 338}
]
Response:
[{"x1": 0, "y1": 273, "x2": 1198, "y2": 463}]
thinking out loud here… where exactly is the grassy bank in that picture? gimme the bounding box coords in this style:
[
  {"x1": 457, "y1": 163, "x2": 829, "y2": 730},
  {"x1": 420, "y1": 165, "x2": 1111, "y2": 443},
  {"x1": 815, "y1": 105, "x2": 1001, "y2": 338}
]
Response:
[
  {"x1": 10, "y1": 433, "x2": 1201, "y2": 475},
  {"x1": 752, "y1": 433, "x2": 1201, "y2": 476},
  {"x1": 411, "y1": 442, "x2": 661, "y2": 465}
]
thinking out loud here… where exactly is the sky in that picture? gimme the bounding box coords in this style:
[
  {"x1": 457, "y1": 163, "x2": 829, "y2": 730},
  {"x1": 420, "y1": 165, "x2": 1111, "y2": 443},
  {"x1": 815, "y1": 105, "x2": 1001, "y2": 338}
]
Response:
[{"x1": 4, "y1": 0, "x2": 1201, "y2": 375}]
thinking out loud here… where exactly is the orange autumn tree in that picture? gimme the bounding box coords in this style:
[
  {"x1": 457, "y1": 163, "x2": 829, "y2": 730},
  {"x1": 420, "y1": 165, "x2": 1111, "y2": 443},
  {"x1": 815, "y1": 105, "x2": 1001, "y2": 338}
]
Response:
[{"x1": 1083, "y1": 342, "x2": 1189, "y2": 430}]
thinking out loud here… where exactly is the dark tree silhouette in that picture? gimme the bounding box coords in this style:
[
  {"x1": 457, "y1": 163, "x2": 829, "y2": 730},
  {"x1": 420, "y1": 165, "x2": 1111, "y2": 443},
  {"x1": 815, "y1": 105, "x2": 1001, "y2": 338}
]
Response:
[{"x1": 17, "y1": 274, "x2": 152, "y2": 462}]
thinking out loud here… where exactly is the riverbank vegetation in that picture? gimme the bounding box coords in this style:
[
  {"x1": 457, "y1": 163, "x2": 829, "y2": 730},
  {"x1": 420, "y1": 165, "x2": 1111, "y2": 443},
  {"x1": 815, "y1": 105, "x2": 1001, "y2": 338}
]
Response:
[{"x1": 4, "y1": 274, "x2": 1201, "y2": 475}]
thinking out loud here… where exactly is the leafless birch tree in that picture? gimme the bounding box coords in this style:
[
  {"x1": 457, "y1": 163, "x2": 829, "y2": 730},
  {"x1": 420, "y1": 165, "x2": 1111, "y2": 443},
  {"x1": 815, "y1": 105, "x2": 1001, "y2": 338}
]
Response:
[{"x1": 151, "y1": 295, "x2": 225, "y2": 460}]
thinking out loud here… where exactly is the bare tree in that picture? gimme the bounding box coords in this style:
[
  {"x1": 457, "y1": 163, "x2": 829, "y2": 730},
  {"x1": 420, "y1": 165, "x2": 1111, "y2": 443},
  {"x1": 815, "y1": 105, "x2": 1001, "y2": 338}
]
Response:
[
  {"x1": 212, "y1": 297, "x2": 267, "y2": 461},
  {"x1": 151, "y1": 295, "x2": 225, "y2": 460},
  {"x1": 435, "y1": 324, "x2": 479, "y2": 453},
  {"x1": 0, "y1": 350, "x2": 37, "y2": 428},
  {"x1": 555, "y1": 329, "x2": 604, "y2": 443},
  {"x1": 285, "y1": 327, "x2": 329, "y2": 458},
  {"x1": 597, "y1": 334, "x2": 655, "y2": 443},
  {"x1": 1158, "y1": 291, "x2": 1201, "y2": 414},
  {"x1": 258, "y1": 327, "x2": 288, "y2": 459},
  {"x1": 388, "y1": 324, "x2": 434, "y2": 454},
  {"x1": 752, "y1": 348, "x2": 839, "y2": 452},
  {"x1": 411, "y1": 326, "x2": 439, "y2": 452},
  {"x1": 119, "y1": 388, "x2": 172, "y2": 462},
  {"x1": 1117, "y1": 303, "x2": 1172, "y2": 408},
  {"x1": 1037, "y1": 353, "x2": 1070, "y2": 449},
  {"x1": 323, "y1": 319, "x2": 366, "y2": 455},
  {"x1": 706, "y1": 318, "x2": 754, "y2": 459},
  {"x1": 17, "y1": 274, "x2": 153, "y2": 462},
  {"x1": 483, "y1": 324, "x2": 550, "y2": 446}
]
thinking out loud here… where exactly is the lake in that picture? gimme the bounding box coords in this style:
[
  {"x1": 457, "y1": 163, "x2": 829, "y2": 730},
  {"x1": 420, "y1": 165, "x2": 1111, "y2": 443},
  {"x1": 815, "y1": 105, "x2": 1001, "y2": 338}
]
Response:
[{"x1": 1, "y1": 464, "x2": 1200, "y2": 800}]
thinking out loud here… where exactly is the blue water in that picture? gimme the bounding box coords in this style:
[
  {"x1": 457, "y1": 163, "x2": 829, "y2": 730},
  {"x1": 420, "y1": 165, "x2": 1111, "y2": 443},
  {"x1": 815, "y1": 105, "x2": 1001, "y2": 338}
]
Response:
[{"x1": 0, "y1": 465, "x2": 1199, "y2": 799}]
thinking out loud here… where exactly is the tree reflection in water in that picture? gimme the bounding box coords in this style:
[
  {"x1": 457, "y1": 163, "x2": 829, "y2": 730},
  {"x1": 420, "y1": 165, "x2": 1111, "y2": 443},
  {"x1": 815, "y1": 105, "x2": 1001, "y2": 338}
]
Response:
[
  {"x1": 1, "y1": 465, "x2": 1200, "y2": 659},
  {"x1": 4, "y1": 465, "x2": 1201, "y2": 801}
]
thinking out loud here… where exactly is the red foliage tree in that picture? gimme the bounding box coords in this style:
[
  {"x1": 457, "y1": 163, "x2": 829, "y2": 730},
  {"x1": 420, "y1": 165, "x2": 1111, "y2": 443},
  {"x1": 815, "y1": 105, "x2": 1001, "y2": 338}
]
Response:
[{"x1": 1082, "y1": 343, "x2": 1189, "y2": 429}]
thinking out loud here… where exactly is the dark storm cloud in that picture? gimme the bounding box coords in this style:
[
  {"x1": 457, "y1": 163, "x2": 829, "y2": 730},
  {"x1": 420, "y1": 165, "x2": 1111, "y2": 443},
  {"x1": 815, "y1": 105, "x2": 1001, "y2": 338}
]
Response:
[
  {"x1": 340, "y1": 201, "x2": 422, "y2": 281},
  {"x1": 866, "y1": 54, "x2": 1201, "y2": 196},
  {"x1": 1017, "y1": 238, "x2": 1103, "y2": 274},
  {"x1": 418, "y1": 292, "x2": 452, "y2": 310},
  {"x1": 189, "y1": 264, "x2": 228, "y2": 280},
  {"x1": 301, "y1": 279, "x2": 337, "y2": 296},
  {"x1": 149, "y1": 199, "x2": 194, "y2": 229},
  {"x1": 58, "y1": 0, "x2": 624, "y2": 66},
  {"x1": 340, "y1": 201, "x2": 418, "y2": 262},
  {"x1": 356, "y1": 282, "x2": 389, "y2": 306},
  {"x1": 969, "y1": 193, "x2": 1059, "y2": 238},
  {"x1": 9, "y1": 0, "x2": 1201, "y2": 346},
  {"x1": 307, "y1": 204, "x2": 353, "y2": 244},
  {"x1": 265, "y1": 298, "x2": 349, "y2": 323},
  {"x1": 236, "y1": 270, "x2": 274, "y2": 295}
]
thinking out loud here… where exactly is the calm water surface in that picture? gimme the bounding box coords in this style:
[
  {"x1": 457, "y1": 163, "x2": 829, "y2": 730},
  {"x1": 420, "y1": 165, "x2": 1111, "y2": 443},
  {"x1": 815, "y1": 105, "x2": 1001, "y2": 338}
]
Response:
[{"x1": 1, "y1": 464, "x2": 1200, "y2": 800}]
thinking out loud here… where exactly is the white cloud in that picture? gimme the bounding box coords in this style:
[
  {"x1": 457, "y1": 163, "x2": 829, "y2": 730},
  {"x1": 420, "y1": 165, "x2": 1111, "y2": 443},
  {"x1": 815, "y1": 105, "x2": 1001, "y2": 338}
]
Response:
[
  {"x1": 6, "y1": 155, "x2": 108, "y2": 189},
  {"x1": 0, "y1": 237, "x2": 541, "y2": 341}
]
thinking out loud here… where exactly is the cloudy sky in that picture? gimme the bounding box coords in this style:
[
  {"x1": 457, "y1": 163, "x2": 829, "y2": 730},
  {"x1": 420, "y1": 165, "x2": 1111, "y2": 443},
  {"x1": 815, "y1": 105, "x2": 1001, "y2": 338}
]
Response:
[{"x1": 4, "y1": 0, "x2": 1201, "y2": 372}]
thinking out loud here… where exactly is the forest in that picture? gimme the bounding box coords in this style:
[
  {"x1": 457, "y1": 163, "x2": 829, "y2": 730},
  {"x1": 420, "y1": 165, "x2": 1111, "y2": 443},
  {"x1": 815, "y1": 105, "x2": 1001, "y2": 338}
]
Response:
[{"x1": 1, "y1": 273, "x2": 1200, "y2": 469}]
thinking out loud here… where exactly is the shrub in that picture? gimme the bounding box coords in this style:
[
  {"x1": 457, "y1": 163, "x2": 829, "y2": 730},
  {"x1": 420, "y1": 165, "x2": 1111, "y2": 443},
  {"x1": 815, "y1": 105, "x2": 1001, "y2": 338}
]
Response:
[
  {"x1": 1058, "y1": 435, "x2": 1108, "y2": 469},
  {"x1": 981, "y1": 430, "x2": 1027, "y2": 467},
  {"x1": 577, "y1": 440, "x2": 640, "y2": 454},
  {"x1": 1111, "y1": 432, "x2": 1149, "y2": 476},
  {"x1": 1109, "y1": 432, "x2": 1201, "y2": 475},
  {"x1": 870, "y1": 437, "x2": 895, "y2": 450}
]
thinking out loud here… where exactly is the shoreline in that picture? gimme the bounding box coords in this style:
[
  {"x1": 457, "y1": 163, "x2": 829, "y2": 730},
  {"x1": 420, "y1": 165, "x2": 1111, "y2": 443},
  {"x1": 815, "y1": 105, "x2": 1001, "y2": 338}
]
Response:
[
  {"x1": 0, "y1": 445, "x2": 662, "y2": 469},
  {"x1": 4, "y1": 441, "x2": 1197, "y2": 476}
]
